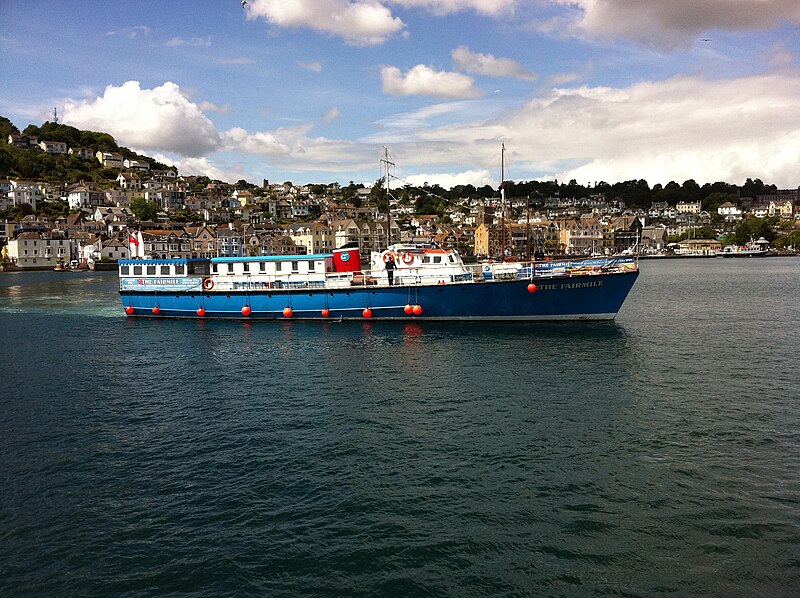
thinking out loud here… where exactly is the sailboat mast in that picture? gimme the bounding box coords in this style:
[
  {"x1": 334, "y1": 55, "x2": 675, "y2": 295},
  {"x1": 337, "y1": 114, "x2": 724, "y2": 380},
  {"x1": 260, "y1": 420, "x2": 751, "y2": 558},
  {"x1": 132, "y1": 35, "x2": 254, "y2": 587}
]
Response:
[
  {"x1": 500, "y1": 143, "x2": 506, "y2": 257},
  {"x1": 381, "y1": 147, "x2": 395, "y2": 247}
]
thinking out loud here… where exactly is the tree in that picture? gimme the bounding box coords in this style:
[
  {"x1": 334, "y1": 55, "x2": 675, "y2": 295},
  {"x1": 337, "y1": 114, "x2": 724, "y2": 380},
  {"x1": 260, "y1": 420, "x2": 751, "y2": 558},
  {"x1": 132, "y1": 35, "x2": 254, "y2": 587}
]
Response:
[
  {"x1": 130, "y1": 197, "x2": 160, "y2": 221},
  {"x1": 0, "y1": 116, "x2": 19, "y2": 140}
]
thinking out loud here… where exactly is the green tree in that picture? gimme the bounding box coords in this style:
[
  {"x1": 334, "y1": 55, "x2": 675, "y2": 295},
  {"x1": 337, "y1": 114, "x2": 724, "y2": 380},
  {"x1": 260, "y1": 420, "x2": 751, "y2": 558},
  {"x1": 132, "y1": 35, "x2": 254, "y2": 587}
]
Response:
[
  {"x1": 0, "y1": 116, "x2": 20, "y2": 140},
  {"x1": 130, "y1": 197, "x2": 160, "y2": 221}
]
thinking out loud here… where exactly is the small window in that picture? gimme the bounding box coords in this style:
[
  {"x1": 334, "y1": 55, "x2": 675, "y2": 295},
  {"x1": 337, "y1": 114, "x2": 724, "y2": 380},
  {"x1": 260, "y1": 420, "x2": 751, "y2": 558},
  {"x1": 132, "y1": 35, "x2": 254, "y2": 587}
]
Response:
[
  {"x1": 146, "y1": 265, "x2": 156, "y2": 275},
  {"x1": 259, "y1": 262, "x2": 266, "y2": 272},
  {"x1": 276, "y1": 262, "x2": 283, "y2": 272},
  {"x1": 433, "y1": 256, "x2": 442, "y2": 264},
  {"x1": 120, "y1": 265, "x2": 130, "y2": 275},
  {"x1": 243, "y1": 263, "x2": 250, "y2": 272},
  {"x1": 160, "y1": 265, "x2": 170, "y2": 275},
  {"x1": 175, "y1": 265, "x2": 185, "y2": 275},
  {"x1": 291, "y1": 261, "x2": 299, "y2": 272},
  {"x1": 212, "y1": 263, "x2": 218, "y2": 273},
  {"x1": 133, "y1": 266, "x2": 142, "y2": 275},
  {"x1": 308, "y1": 261, "x2": 315, "y2": 272}
]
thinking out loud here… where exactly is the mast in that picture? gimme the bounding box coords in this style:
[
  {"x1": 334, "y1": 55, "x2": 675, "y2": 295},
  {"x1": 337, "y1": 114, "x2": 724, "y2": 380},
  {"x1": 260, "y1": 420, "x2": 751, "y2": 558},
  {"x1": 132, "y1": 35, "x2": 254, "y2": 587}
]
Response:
[
  {"x1": 526, "y1": 194, "x2": 531, "y2": 261},
  {"x1": 381, "y1": 147, "x2": 395, "y2": 247},
  {"x1": 500, "y1": 143, "x2": 506, "y2": 258}
]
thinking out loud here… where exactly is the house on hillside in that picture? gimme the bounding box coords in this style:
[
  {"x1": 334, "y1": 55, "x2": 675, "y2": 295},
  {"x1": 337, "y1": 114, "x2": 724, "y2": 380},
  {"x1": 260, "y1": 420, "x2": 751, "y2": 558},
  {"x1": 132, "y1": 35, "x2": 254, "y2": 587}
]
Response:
[{"x1": 96, "y1": 151, "x2": 124, "y2": 169}]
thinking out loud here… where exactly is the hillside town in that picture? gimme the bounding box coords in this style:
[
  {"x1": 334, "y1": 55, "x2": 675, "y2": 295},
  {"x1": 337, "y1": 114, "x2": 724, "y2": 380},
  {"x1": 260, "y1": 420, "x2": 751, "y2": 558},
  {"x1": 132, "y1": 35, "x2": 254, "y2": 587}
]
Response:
[{"x1": 2, "y1": 132, "x2": 799, "y2": 270}]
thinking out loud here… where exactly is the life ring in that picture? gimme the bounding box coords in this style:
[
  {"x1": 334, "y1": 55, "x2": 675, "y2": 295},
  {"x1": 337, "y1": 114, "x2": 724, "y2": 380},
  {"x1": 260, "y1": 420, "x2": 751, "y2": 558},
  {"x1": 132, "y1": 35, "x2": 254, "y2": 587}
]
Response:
[
  {"x1": 202, "y1": 277, "x2": 214, "y2": 290},
  {"x1": 383, "y1": 252, "x2": 395, "y2": 263},
  {"x1": 401, "y1": 252, "x2": 414, "y2": 264}
]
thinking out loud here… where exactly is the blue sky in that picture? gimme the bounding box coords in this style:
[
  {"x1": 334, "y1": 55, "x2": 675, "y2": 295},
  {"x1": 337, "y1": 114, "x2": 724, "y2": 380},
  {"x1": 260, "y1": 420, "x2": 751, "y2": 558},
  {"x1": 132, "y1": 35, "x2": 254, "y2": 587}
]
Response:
[{"x1": 2, "y1": 1, "x2": 799, "y2": 189}]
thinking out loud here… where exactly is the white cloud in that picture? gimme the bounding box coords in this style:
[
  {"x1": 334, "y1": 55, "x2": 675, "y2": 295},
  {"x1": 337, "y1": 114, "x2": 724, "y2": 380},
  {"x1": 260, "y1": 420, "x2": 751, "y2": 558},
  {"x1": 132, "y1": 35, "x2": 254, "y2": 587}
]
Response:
[
  {"x1": 152, "y1": 154, "x2": 234, "y2": 182},
  {"x1": 391, "y1": 0, "x2": 516, "y2": 16},
  {"x1": 219, "y1": 57, "x2": 257, "y2": 65},
  {"x1": 323, "y1": 107, "x2": 341, "y2": 122},
  {"x1": 105, "y1": 25, "x2": 151, "y2": 38},
  {"x1": 62, "y1": 81, "x2": 221, "y2": 157},
  {"x1": 246, "y1": 0, "x2": 404, "y2": 45},
  {"x1": 381, "y1": 65, "x2": 481, "y2": 98},
  {"x1": 557, "y1": 0, "x2": 800, "y2": 50},
  {"x1": 165, "y1": 36, "x2": 212, "y2": 47},
  {"x1": 404, "y1": 169, "x2": 494, "y2": 188},
  {"x1": 199, "y1": 101, "x2": 230, "y2": 114},
  {"x1": 452, "y1": 46, "x2": 537, "y2": 80},
  {"x1": 395, "y1": 73, "x2": 800, "y2": 188},
  {"x1": 297, "y1": 60, "x2": 323, "y2": 72}
]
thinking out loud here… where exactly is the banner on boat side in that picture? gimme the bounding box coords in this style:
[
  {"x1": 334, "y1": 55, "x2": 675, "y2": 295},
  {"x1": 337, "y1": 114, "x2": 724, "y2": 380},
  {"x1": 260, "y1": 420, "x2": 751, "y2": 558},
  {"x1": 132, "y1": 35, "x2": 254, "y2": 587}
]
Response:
[
  {"x1": 533, "y1": 257, "x2": 636, "y2": 275},
  {"x1": 120, "y1": 278, "x2": 203, "y2": 292}
]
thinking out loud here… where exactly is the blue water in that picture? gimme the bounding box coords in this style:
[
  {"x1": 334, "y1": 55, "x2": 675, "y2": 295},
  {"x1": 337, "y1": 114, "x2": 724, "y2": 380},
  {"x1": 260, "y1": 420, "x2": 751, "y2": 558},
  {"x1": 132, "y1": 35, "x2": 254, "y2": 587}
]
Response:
[{"x1": 1, "y1": 260, "x2": 799, "y2": 596}]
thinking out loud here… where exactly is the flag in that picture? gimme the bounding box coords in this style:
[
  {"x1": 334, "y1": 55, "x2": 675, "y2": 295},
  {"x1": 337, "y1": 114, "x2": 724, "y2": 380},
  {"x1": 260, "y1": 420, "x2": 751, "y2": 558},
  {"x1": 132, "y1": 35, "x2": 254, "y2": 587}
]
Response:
[{"x1": 129, "y1": 233, "x2": 139, "y2": 246}]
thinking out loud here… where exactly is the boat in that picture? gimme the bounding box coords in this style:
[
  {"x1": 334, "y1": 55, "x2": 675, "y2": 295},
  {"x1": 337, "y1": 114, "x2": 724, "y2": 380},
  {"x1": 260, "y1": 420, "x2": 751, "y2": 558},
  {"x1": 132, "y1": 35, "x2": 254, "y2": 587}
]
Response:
[
  {"x1": 118, "y1": 243, "x2": 639, "y2": 321},
  {"x1": 716, "y1": 237, "x2": 770, "y2": 258}
]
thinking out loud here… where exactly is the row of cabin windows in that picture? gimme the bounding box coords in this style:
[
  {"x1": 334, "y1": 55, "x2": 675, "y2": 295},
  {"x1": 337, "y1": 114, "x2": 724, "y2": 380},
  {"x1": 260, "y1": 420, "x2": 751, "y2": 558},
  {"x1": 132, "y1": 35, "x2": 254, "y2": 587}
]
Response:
[
  {"x1": 420, "y1": 255, "x2": 455, "y2": 264},
  {"x1": 211, "y1": 260, "x2": 316, "y2": 274},
  {"x1": 120, "y1": 264, "x2": 186, "y2": 276}
]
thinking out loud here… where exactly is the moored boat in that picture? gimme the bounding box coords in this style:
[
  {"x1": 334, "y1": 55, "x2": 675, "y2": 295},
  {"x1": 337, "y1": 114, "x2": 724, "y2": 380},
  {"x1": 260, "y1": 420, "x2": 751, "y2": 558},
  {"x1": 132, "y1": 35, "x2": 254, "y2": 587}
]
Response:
[
  {"x1": 118, "y1": 244, "x2": 639, "y2": 321},
  {"x1": 716, "y1": 237, "x2": 770, "y2": 258}
]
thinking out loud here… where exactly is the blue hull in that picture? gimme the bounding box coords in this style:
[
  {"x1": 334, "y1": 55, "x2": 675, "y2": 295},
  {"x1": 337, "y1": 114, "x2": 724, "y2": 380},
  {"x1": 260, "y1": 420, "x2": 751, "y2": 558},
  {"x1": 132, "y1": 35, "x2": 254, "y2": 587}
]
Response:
[{"x1": 119, "y1": 270, "x2": 638, "y2": 321}]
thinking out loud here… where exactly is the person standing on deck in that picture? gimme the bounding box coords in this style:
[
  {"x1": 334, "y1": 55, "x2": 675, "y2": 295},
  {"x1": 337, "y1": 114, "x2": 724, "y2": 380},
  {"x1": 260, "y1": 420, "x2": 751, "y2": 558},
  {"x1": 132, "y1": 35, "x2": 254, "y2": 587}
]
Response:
[{"x1": 385, "y1": 254, "x2": 396, "y2": 286}]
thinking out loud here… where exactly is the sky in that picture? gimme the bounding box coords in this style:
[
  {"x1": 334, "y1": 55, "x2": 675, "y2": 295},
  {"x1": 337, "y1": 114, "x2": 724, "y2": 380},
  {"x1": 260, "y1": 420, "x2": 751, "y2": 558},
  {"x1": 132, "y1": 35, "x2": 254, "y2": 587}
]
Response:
[{"x1": 1, "y1": 1, "x2": 799, "y2": 190}]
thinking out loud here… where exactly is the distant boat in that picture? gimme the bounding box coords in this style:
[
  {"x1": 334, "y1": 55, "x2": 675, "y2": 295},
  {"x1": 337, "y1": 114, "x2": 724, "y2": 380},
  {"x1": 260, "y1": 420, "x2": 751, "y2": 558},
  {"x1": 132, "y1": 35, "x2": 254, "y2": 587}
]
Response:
[{"x1": 716, "y1": 237, "x2": 770, "y2": 258}]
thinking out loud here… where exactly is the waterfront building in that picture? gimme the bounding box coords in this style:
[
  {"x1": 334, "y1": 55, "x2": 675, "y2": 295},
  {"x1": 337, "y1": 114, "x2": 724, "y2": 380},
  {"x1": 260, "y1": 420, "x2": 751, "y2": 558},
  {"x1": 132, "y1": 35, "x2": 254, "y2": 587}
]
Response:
[
  {"x1": 6, "y1": 231, "x2": 79, "y2": 268},
  {"x1": 216, "y1": 227, "x2": 244, "y2": 257}
]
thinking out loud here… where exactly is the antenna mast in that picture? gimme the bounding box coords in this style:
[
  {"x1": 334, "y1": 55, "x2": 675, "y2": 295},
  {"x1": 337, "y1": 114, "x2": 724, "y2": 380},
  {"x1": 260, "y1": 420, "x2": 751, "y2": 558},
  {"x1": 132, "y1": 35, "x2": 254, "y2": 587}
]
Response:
[{"x1": 53, "y1": 107, "x2": 59, "y2": 124}]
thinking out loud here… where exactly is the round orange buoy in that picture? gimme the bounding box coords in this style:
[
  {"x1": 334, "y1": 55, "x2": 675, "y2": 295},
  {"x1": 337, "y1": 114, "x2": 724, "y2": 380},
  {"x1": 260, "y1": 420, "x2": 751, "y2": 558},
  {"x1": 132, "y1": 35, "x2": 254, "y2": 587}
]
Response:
[
  {"x1": 241, "y1": 305, "x2": 251, "y2": 316},
  {"x1": 321, "y1": 308, "x2": 330, "y2": 318},
  {"x1": 527, "y1": 283, "x2": 538, "y2": 293},
  {"x1": 152, "y1": 306, "x2": 160, "y2": 315},
  {"x1": 125, "y1": 306, "x2": 134, "y2": 315},
  {"x1": 412, "y1": 304, "x2": 423, "y2": 316},
  {"x1": 283, "y1": 307, "x2": 293, "y2": 318},
  {"x1": 363, "y1": 308, "x2": 372, "y2": 318},
  {"x1": 197, "y1": 307, "x2": 206, "y2": 317},
  {"x1": 404, "y1": 304, "x2": 413, "y2": 314}
]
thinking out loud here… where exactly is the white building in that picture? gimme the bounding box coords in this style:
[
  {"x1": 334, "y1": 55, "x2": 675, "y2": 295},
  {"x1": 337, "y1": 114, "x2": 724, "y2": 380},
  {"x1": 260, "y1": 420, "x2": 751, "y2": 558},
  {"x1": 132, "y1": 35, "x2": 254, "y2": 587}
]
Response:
[
  {"x1": 9, "y1": 181, "x2": 42, "y2": 209},
  {"x1": 38, "y1": 140, "x2": 68, "y2": 154},
  {"x1": 6, "y1": 232, "x2": 79, "y2": 268}
]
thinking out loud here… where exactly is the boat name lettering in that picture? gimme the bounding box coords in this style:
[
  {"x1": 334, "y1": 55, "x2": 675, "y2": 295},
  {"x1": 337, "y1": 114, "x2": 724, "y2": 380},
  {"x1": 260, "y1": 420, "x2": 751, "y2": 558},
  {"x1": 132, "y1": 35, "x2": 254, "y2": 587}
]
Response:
[
  {"x1": 139, "y1": 278, "x2": 183, "y2": 285},
  {"x1": 559, "y1": 280, "x2": 603, "y2": 289}
]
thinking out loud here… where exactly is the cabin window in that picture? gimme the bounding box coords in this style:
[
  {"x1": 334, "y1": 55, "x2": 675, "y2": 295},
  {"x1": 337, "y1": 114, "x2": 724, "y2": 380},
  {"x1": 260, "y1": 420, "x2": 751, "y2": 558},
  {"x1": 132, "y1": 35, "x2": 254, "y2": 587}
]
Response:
[
  {"x1": 308, "y1": 261, "x2": 315, "y2": 272},
  {"x1": 291, "y1": 261, "x2": 299, "y2": 272},
  {"x1": 433, "y1": 256, "x2": 442, "y2": 264},
  {"x1": 160, "y1": 266, "x2": 170, "y2": 275},
  {"x1": 276, "y1": 261, "x2": 283, "y2": 272},
  {"x1": 133, "y1": 266, "x2": 142, "y2": 275},
  {"x1": 259, "y1": 262, "x2": 266, "y2": 273},
  {"x1": 120, "y1": 265, "x2": 130, "y2": 275},
  {"x1": 211, "y1": 263, "x2": 218, "y2": 273},
  {"x1": 243, "y1": 263, "x2": 250, "y2": 273},
  {"x1": 423, "y1": 256, "x2": 431, "y2": 264},
  {"x1": 448, "y1": 255, "x2": 455, "y2": 263},
  {"x1": 175, "y1": 265, "x2": 185, "y2": 275},
  {"x1": 147, "y1": 266, "x2": 156, "y2": 275}
]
